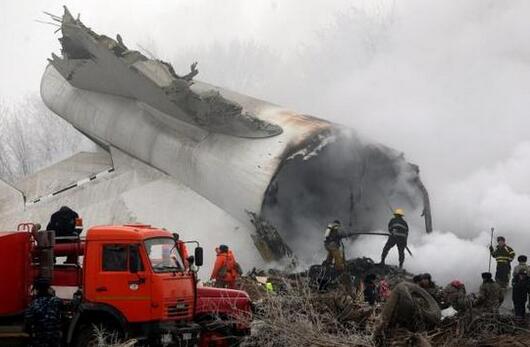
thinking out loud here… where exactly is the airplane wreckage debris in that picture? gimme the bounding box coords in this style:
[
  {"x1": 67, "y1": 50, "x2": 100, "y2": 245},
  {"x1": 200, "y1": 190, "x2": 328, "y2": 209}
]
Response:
[
  {"x1": 247, "y1": 211, "x2": 294, "y2": 263},
  {"x1": 40, "y1": 7, "x2": 433, "y2": 263},
  {"x1": 48, "y1": 8, "x2": 281, "y2": 138},
  {"x1": 236, "y1": 258, "x2": 530, "y2": 347}
]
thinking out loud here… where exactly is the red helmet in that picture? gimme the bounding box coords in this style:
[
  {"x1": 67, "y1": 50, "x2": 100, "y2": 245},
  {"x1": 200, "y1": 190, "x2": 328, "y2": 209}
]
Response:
[{"x1": 450, "y1": 280, "x2": 464, "y2": 288}]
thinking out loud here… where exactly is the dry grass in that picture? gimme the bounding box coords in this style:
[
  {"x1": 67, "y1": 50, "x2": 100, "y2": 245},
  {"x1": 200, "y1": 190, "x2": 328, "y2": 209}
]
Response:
[
  {"x1": 241, "y1": 277, "x2": 375, "y2": 347},
  {"x1": 92, "y1": 325, "x2": 138, "y2": 347},
  {"x1": 237, "y1": 268, "x2": 530, "y2": 347}
]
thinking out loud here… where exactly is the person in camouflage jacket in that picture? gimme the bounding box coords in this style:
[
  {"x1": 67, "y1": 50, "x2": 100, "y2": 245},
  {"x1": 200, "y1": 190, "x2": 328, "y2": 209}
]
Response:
[
  {"x1": 473, "y1": 272, "x2": 504, "y2": 314},
  {"x1": 25, "y1": 279, "x2": 63, "y2": 347}
]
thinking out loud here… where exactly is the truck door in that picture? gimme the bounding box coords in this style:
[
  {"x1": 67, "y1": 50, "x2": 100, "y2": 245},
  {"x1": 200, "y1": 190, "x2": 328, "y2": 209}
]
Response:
[{"x1": 87, "y1": 243, "x2": 151, "y2": 322}]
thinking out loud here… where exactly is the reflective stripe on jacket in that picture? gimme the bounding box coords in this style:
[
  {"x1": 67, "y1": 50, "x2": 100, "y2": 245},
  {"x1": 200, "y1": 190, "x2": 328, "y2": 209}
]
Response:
[
  {"x1": 491, "y1": 245, "x2": 515, "y2": 264},
  {"x1": 388, "y1": 216, "x2": 409, "y2": 238}
]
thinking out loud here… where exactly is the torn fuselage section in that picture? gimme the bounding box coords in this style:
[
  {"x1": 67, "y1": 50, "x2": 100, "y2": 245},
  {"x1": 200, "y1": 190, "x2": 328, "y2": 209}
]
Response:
[
  {"x1": 48, "y1": 7, "x2": 282, "y2": 138},
  {"x1": 259, "y1": 128, "x2": 432, "y2": 264}
]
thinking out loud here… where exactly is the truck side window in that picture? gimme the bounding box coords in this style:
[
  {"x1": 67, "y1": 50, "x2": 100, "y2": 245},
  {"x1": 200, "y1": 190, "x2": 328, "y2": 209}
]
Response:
[
  {"x1": 129, "y1": 244, "x2": 144, "y2": 272},
  {"x1": 102, "y1": 244, "x2": 128, "y2": 271}
]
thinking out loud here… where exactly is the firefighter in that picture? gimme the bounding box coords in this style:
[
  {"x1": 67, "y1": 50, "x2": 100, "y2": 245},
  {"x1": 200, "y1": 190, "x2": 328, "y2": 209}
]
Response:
[
  {"x1": 46, "y1": 206, "x2": 79, "y2": 239},
  {"x1": 512, "y1": 268, "x2": 530, "y2": 321},
  {"x1": 323, "y1": 220, "x2": 354, "y2": 295},
  {"x1": 210, "y1": 245, "x2": 241, "y2": 289},
  {"x1": 380, "y1": 208, "x2": 408, "y2": 268},
  {"x1": 25, "y1": 278, "x2": 63, "y2": 347},
  {"x1": 323, "y1": 220, "x2": 346, "y2": 271},
  {"x1": 489, "y1": 236, "x2": 515, "y2": 288},
  {"x1": 473, "y1": 272, "x2": 504, "y2": 314}
]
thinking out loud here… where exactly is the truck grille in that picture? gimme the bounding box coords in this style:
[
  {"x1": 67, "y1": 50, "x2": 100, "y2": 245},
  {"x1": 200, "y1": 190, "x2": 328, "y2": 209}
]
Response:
[{"x1": 165, "y1": 298, "x2": 192, "y2": 319}]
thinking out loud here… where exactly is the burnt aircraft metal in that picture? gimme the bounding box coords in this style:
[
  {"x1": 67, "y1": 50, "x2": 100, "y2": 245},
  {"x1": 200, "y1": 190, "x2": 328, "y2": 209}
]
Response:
[
  {"x1": 50, "y1": 8, "x2": 281, "y2": 138},
  {"x1": 33, "y1": 7, "x2": 432, "y2": 263}
]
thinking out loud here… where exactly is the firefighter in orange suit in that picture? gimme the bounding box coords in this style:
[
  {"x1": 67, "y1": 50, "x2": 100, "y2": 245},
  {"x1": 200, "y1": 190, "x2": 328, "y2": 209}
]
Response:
[{"x1": 210, "y1": 245, "x2": 241, "y2": 289}]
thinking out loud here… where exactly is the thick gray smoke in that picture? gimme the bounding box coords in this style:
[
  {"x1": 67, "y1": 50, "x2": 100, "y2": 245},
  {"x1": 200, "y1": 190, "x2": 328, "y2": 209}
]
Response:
[
  {"x1": 261, "y1": 128, "x2": 425, "y2": 265},
  {"x1": 2, "y1": 1, "x2": 530, "y2": 288}
]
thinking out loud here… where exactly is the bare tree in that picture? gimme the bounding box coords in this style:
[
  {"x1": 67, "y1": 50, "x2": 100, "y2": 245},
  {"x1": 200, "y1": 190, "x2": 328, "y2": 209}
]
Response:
[{"x1": 0, "y1": 95, "x2": 95, "y2": 183}]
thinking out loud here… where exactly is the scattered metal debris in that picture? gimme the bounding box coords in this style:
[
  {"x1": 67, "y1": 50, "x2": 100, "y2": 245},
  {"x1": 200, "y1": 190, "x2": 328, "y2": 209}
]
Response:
[{"x1": 247, "y1": 211, "x2": 294, "y2": 263}]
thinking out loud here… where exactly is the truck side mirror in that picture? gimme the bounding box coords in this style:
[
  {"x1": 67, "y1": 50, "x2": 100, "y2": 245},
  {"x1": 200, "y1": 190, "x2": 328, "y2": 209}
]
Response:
[{"x1": 195, "y1": 247, "x2": 203, "y2": 267}]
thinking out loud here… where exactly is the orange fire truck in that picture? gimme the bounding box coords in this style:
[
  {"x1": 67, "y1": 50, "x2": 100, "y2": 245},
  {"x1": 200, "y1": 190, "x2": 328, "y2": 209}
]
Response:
[{"x1": 0, "y1": 223, "x2": 251, "y2": 346}]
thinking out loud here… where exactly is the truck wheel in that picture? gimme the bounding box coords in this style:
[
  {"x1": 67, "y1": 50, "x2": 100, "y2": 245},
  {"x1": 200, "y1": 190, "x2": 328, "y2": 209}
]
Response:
[
  {"x1": 73, "y1": 324, "x2": 122, "y2": 347},
  {"x1": 382, "y1": 282, "x2": 441, "y2": 331}
]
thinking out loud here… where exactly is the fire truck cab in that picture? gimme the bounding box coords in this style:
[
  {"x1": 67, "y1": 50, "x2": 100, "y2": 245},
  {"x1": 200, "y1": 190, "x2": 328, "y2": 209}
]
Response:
[{"x1": 0, "y1": 223, "x2": 251, "y2": 346}]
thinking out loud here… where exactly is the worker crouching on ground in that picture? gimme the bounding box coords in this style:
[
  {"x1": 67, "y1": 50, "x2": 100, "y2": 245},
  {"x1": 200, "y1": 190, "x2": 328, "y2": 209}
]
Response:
[
  {"x1": 419, "y1": 273, "x2": 448, "y2": 309},
  {"x1": 380, "y1": 208, "x2": 409, "y2": 269},
  {"x1": 489, "y1": 236, "x2": 515, "y2": 288},
  {"x1": 323, "y1": 220, "x2": 354, "y2": 295},
  {"x1": 210, "y1": 244, "x2": 242, "y2": 289},
  {"x1": 443, "y1": 280, "x2": 470, "y2": 313},
  {"x1": 512, "y1": 268, "x2": 530, "y2": 322},
  {"x1": 25, "y1": 278, "x2": 63, "y2": 347},
  {"x1": 473, "y1": 272, "x2": 504, "y2": 314}
]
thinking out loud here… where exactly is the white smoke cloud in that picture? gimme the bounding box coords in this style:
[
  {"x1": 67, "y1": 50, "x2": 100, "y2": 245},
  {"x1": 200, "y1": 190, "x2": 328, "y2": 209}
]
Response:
[
  {"x1": 347, "y1": 231, "x2": 490, "y2": 291},
  {"x1": 347, "y1": 142, "x2": 530, "y2": 289},
  {"x1": 439, "y1": 142, "x2": 530, "y2": 236}
]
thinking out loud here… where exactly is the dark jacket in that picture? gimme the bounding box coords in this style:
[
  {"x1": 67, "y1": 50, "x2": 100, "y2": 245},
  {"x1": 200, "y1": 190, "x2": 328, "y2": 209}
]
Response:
[
  {"x1": 388, "y1": 216, "x2": 408, "y2": 238},
  {"x1": 25, "y1": 295, "x2": 63, "y2": 346},
  {"x1": 512, "y1": 273, "x2": 530, "y2": 305},
  {"x1": 364, "y1": 282, "x2": 378, "y2": 305},
  {"x1": 46, "y1": 207, "x2": 79, "y2": 238}
]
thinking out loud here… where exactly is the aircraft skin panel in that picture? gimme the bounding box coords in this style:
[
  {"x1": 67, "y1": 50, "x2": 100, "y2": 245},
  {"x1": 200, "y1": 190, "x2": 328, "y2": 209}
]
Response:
[
  {"x1": 13, "y1": 151, "x2": 112, "y2": 203},
  {"x1": 0, "y1": 180, "x2": 25, "y2": 215},
  {"x1": 41, "y1": 65, "x2": 331, "y2": 225},
  {"x1": 0, "y1": 149, "x2": 259, "y2": 278}
]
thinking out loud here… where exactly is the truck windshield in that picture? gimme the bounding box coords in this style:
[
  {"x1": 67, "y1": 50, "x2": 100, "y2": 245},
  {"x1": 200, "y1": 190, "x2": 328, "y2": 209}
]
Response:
[{"x1": 144, "y1": 238, "x2": 184, "y2": 272}]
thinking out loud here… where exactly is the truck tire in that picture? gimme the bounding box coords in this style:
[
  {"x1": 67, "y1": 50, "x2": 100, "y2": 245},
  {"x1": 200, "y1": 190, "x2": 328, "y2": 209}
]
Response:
[
  {"x1": 383, "y1": 282, "x2": 441, "y2": 330},
  {"x1": 73, "y1": 324, "x2": 122, "y2": 347},
  {"x1": 408, "y1": 284, "x2": 441, "y2": 326}
]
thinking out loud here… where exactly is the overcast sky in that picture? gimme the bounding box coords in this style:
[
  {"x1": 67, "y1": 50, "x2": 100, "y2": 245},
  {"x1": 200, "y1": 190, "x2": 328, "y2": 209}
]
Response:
[{"x1": 0, "y1": 0, "x2": 367, "y2": 100}]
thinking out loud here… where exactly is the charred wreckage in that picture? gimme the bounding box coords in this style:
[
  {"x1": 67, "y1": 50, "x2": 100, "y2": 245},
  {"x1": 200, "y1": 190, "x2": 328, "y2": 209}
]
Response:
[{"x1": 1, "y1": 7, "x2": 432, "y2": 265}]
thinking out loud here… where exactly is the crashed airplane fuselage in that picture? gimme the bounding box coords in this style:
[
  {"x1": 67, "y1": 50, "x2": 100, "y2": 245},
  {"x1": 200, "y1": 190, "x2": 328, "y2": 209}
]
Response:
[{"x1": 2, "y1": 7, "x2": 432, "y2": 266}]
